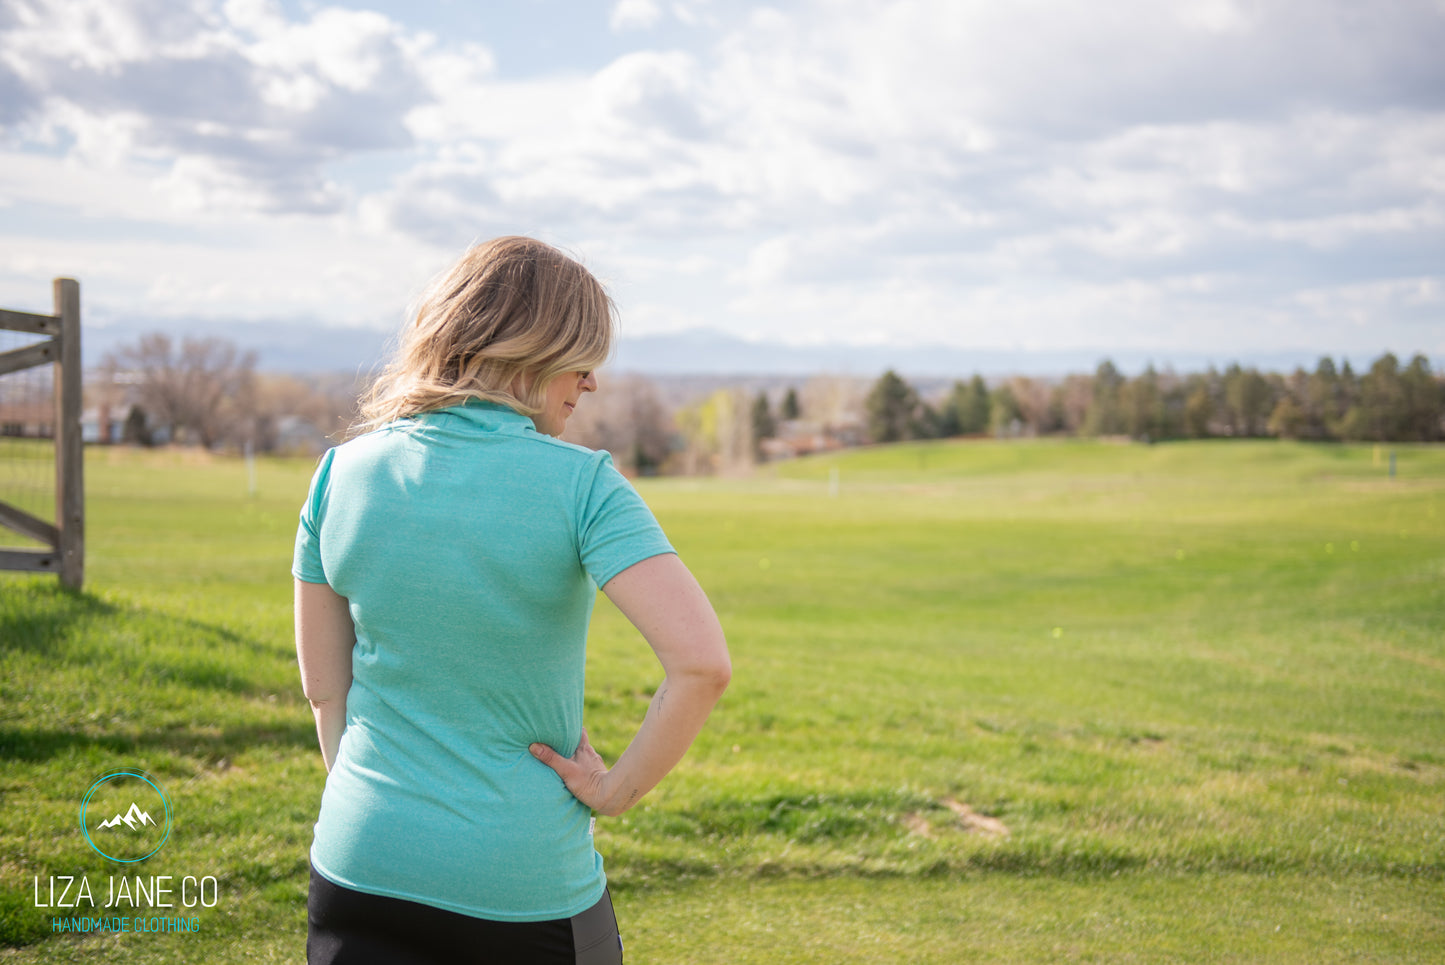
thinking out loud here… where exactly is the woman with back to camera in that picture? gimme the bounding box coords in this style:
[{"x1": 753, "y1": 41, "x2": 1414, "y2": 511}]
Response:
[{"x1": 292, "y1": 236, "x2": 731, "y2": 965}]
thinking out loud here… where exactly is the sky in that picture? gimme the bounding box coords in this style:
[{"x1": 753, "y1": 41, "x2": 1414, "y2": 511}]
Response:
[{"x1": 1, "y1": 0, "x2": 1442, "y2": 373}]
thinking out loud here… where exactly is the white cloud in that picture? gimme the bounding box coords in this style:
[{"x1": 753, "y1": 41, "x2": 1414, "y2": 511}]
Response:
[
  {"x1": 244, "y1": 6, "x2": 402, "y2": 92},
  {"x1": 1, "y1": 0, "x2": 435, "y2": 213},
  {"x1": 610, "y1": 0, "x2": 664, "y2": 32},
  {"x1": 1177, "y1": 0, "x2": 1254, "y2": 34},
  {"x1": 0, "y1": 212, "x2": 442, "y2": 332},
  {"x1": 589, "y1": 51, "x2": 707, "y2": 139},
  {"x1": 1, "y1": 0, "x2": 1442, "y2": 363}
]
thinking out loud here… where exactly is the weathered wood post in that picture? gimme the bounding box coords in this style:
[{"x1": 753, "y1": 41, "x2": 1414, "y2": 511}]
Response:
[{"x1": 54, "y1": 277, "x2": 83, "y2": 589}]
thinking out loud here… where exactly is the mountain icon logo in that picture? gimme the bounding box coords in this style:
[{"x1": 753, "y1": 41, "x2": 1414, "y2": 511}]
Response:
[
  {"x1": 80, "y1": 769, "x2": 173, "y2": 863},
  {"x1": 96, "y1": 803, "x2": 158, "y2": 831}
]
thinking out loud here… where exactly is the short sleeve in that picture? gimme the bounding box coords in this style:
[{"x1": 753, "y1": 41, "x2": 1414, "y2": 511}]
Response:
[
  {"x1": 292, "y1": 448, "x2": 336, "y2": 585},
  {"x1": 577, "y1": 451, "x2": 675, "y2": 588}
]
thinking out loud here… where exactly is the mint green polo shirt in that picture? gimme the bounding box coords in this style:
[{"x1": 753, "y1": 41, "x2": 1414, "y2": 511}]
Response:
[{"x1": 292, "y1": 400, "x2": 674, "y2": 921}]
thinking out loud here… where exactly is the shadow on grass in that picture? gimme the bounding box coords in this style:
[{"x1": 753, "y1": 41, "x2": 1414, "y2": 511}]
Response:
[
  {"x1": 0, "y1": 584, "x2": 314, "y2": 949},
  {"x1": 2, "y1": 578, "x2": 295, "y2": 694},
  {"x1": 0, "y1": 719, "x2": 315, "y2": 765},
  {"x1": 1, "y1": 578, "x2": 309, "y2": 766},
  {"x1": 113, "y1": 609, "x2": 293, "y2": 698},
  {"x1": 0, "y1": 580, "x2": 118, "y2": 654}
]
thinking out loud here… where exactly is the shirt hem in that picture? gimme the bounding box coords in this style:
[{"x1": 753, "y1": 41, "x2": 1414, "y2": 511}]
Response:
[{"x1": 308, "y1": 850, "x2": 607, "y2": 924}]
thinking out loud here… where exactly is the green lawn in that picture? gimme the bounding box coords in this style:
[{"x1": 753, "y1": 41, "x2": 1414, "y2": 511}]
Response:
[{"x1": 2, "y1": 440, "x2": 1442, "y2": 962}]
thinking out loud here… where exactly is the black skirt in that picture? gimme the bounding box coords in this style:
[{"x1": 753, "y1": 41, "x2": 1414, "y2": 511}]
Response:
[{"x1": 307, "y1": 865, "x2": 622, "y2": 965}]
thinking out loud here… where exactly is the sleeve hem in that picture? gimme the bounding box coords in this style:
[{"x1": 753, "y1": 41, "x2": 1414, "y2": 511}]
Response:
[{"x1": 595, "y1": 547, "x2": 677, "y2": 591}]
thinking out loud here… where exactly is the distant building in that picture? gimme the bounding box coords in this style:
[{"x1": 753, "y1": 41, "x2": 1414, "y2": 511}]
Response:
[
  {"x1": 80, "y1": 405, "x2": 127, "y2": 444},
  {"x1": 759, "y1": 417, "x2": 866, "y2": 460},
  {"x1": 0, "y1": 399, "x2": 52, "y2": 438}
]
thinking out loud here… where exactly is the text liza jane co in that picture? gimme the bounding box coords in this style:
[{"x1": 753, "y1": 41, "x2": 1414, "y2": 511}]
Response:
[{"x1": 33, "y1": 875, "x2": 220, "y2": 909}]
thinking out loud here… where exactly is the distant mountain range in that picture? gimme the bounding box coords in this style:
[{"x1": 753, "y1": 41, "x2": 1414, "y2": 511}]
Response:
[
  {"x1": 609, "y1": 330, "x2": 1342, "y2": 378},
  {"x1": 82, "y1": 316, "x2": 1397, "y2": 379}
]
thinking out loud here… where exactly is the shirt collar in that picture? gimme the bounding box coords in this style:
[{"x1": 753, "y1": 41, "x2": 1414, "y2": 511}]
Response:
[{"x1": 423, "y1": 398, "x2": 536, "y2": 432}]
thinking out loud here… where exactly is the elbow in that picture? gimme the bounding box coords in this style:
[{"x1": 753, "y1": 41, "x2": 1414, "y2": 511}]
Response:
[
  {"x1": 305, "y1": 693, "x2": 342, "y2": 715},
  {"x1": 298, "y1": 658, "x2": 352, "y2": 712},
  {"x1": 680, "y1": 647, "x2": 731, "y2": 698},
  {"x1": 710, "y1": 655, "x2": 733, "y2": 695},
  {"x1": 301, "y1": 678, "x2": 349, "y2": 712},
  {"x1": 704, "y1": 632, "x2": 733, "y2": 695},
  {"x1": 694, "y1": 665, "x2": 731, "y2": 702}
]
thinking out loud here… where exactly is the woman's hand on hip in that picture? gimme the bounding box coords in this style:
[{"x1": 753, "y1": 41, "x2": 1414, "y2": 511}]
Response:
[{"x1": 531, "y1": 728, "x2": 628, "y2": 816}]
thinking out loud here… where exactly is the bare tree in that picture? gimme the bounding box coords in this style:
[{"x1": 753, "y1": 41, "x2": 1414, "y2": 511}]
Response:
[
  {"x1": 1053, "y1": 374, "x2": 1094, "y2": 435},
  {"x1": 103, "y1": 333, "x2": 258, "y2": 449},
  {"x1": 1007, "y1": 376, "x2": 1058, "y2": 436},
  {"x1": 801, "y1": 374, "x2": 868, "y2": 429},
  {"x1": 564, "y1": 373, "x2": 674, "y2": 474},
  {"x1": 251, "y1": 372, "x2": 365, "y2": 453}
]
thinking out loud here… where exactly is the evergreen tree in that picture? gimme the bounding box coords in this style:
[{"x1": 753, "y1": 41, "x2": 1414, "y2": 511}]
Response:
[
  {"x1": 911, "y1": 402, "x2": 945, "y2": 440},
  {"x1": 1267, "y1": 395, "x2": 1305, "y2": 439},
  {"x1": 1307, "y1": 357, "x2": 1344, "y2": 438},
  {"x1": 1339, "y1": 360, "x2": 1360, "y2": 424},
  {"x1": 1401, "y1": 354, "x2": 1443, "y2": 441},
  {"x1": 750, "y1": 391, "x2": 776, "y2": 461},
  {"x1": 1122, "y1": 365, "x2": 1165, "y2": 441},
  {"x1": 864, "y1": 370, "x2": 919, "y2": 443},
  {"x1": 946, "y1": 375, "x2": 991, "y2": 435},
  {"x1": 1341, "y1": 353, "x2": 1408, "y2": 441},
  {"x1": 780, "y1": 387, "x2": 801, "y2": 421},
  {"x1": 1159, "y1": 373, "x2": 1190, "y2": 440},
  {"x1": 1223, "y1": 364, "x2": 1273, "y2": 437},
  {"x1": 989, "y1": 383, "x2": 1024, "y2": 437},
  {"x1": 1182, "y1": 375, "x2": 1214, "y2": 438},
  {"x1": 122, "y1": 404, "x2": 153, "y2": 446},
  {"x1": 1083, "y1": 360, "x2": 1125, "y2": 435}
]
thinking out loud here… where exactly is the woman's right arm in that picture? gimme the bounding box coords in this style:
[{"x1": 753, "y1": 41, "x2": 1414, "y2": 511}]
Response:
[
  {"x1": 295, "y1": 578, "x2": 355, "y2": 773},
  {"x1": 530, "y1": 553, "x2": 731, "y2": 816}
]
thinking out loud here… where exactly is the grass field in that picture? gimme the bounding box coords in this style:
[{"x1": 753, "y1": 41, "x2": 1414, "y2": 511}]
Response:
[{"x1": 1, "y1": 439, "x2": 1442, "y2": 962}]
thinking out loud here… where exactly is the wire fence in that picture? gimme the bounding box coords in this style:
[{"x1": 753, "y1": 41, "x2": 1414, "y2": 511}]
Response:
[{"x1": 0, "y1": 327, "x2": 56, "y2": 537}]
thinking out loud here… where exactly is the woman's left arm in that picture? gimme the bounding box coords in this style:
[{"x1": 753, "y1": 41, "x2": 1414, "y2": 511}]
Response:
[{"x1": 294, "y1": 578, "x2": 354, "y2": 772}]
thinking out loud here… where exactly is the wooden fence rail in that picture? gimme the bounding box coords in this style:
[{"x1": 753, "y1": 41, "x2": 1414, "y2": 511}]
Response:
[{"x1": 0, "y1": 278, "x2": 83, "y2": 589}]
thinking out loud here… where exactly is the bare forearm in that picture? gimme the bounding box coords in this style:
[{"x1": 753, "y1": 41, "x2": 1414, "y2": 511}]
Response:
[
  {"x1": 311, "y1": 698, "x2": 347, "y2": 772},
  {"x1": 295, "y1": 578, "x2": 355, "y2": 774},
  {"x1": 529, "y1": 554, "x2": 731, "y2": 816},
  {"x1": 596, "y1": 669, "x2": 728, "y2": 816}
]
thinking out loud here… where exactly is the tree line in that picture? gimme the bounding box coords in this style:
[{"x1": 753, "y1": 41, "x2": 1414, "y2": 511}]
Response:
[
  {"x1": 95, "y1": 332, "x2": 1443, "y2": 468},
  {"x1": 849, "y1": 353, "x2": 1445, "y2": 445},
  {"x1": 96, "y1": 334, "x2": 362, "y2": 452}
]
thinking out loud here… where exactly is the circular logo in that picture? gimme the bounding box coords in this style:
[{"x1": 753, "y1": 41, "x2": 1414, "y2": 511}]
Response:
[{"x1": 79, "y1": 769, "x2": 173, "y2": 863}]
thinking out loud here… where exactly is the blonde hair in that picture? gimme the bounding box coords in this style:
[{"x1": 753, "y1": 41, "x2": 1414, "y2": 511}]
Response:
[{"x1": 357, "y1": 236, "x2": 614, "y2": 433}]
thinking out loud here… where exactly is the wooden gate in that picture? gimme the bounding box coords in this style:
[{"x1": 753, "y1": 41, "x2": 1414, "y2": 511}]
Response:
[{"x1": 0, "y1": 278, "x2": 83, "y2": 588}]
